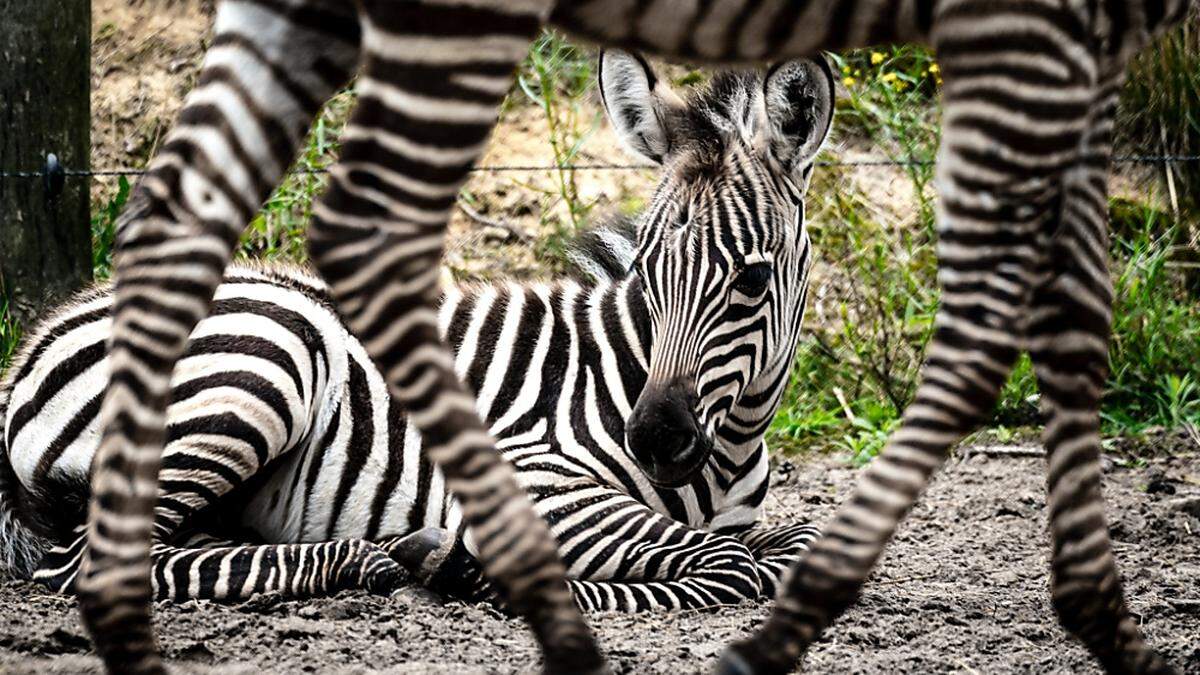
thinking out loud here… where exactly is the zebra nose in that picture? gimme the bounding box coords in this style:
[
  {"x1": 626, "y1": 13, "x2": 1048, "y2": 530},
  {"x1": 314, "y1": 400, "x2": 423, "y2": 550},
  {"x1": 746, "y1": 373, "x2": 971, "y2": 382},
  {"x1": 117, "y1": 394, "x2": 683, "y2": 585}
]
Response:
[{"x1": 626, "y1": 380, "x2": 701, "y2": 476}]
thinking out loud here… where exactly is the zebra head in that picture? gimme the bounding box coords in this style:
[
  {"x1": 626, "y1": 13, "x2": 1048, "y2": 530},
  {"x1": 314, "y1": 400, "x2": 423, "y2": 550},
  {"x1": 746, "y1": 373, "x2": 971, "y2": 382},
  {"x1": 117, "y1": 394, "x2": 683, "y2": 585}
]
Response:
[{"x1": 599, "y1": 50, "x2": 835, "y2": 488}]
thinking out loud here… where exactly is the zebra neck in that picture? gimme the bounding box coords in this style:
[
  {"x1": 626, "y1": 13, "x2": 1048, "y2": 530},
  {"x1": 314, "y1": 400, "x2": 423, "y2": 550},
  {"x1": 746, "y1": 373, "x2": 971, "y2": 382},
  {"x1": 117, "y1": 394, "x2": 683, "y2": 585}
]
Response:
[{"x1": 716, "y1": 332, "x2": 797, "y2": 465}]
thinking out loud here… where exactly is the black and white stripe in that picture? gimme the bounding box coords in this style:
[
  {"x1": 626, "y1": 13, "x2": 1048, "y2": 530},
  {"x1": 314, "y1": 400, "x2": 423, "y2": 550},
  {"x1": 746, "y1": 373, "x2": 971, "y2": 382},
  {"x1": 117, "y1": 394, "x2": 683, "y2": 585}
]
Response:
[
  {"x1": 71, "y1": 0, "x2": 1191, "y2": 672},
  {"x1": 2, "y1": 61, "x2": 833, "y2": 616}
]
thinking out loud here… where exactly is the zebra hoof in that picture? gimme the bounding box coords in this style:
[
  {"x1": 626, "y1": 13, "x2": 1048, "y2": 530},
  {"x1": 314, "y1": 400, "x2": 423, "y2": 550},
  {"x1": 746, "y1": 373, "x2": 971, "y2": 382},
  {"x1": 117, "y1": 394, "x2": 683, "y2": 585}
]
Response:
[
  {"x1": 389, "y1": 527, "x2": 456, "y2": 580},
  {"x1": 713, "y1": 648, "x2": 758, "y2": 675}
]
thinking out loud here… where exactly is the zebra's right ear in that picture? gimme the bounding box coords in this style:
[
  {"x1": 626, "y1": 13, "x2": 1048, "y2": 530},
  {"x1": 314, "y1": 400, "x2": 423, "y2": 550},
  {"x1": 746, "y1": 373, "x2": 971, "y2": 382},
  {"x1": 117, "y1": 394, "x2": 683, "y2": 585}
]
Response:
[{"x1": 598, "y1": 50, "x2": 685, "y2": 165}]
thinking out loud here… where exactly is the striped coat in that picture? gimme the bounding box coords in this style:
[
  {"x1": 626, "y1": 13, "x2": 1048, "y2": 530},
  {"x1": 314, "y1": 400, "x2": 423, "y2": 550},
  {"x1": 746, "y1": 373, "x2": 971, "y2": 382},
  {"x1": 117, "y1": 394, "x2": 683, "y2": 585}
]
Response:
[{"x1": 2, "y1": 59, "x2": 837, "y2": 614}]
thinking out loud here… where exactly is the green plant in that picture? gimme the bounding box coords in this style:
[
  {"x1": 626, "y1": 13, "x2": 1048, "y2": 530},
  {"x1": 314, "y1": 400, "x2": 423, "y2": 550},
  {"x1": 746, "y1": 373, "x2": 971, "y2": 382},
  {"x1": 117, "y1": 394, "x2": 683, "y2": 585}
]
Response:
[
  {"x1": 517, "y1": 30, "x2": 603, "y2": 266},
  {"x1": 838, "y1": 412, "x2": 902, "y2": 467},
  {"x1": 830, "y1": 46, "x2": 941, "y2": 220},
  {"x1": 92, "y1": 175, "x2": 132, "y2": 280},
  {"x1": 239, "y1": 90, "x2": 356, "y2": 264},
  {"x1": 1104, "y1": 208, "x2": 1200, "y2": 433},
  {"x1": 0, "y1": 290, "x2": 20, "y2": 373},
  {"x1": 1119, "y1": 12, "x2": 1200, "y2": 214},
  {"x1": 769, "y1": 47, "x2": 944, "y2": 461}
]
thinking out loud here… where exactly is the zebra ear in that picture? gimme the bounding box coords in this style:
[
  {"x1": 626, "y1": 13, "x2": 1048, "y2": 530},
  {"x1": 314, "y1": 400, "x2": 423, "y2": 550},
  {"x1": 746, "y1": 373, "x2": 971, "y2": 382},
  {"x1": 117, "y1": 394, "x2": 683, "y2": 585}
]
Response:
[
  {"x1": 762, "y1": 55, "x2": 836, "y2": 187},
  {"x1": 598, "y1": 49, "x2": 685, "y2": 165}
]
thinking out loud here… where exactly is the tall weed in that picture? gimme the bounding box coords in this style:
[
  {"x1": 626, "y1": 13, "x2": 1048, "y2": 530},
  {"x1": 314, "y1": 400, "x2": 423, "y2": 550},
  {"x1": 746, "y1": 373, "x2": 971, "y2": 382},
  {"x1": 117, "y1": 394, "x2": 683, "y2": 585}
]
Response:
[
  {"x1": 516, "y1": 30, "x2": 603, "y2": 266},
  {"x1": 1119, "y1": 12, "x2": 1200, "y2": 214}
]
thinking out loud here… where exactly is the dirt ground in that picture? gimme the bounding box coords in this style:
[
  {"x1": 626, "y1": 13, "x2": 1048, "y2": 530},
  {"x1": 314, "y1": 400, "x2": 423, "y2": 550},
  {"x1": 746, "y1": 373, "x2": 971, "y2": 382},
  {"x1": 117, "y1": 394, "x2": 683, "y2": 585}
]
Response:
[{"x1": 1, "y1": 449, "x2": 1196, "y2": 674}]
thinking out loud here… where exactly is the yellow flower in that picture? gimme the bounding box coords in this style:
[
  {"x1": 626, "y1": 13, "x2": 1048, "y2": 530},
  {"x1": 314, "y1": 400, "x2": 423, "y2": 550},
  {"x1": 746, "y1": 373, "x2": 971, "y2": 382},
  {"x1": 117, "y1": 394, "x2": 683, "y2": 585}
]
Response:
[
  {"x1": 842, "y1": 65, "x2": 851, "y2": 74},
  {"x1": 880, "y1": 72, "x2": 898, "y2": 83},
  {"x1": 870, "y1": 52, "x2": 885, "y2": 65},
  {"x1": 842, "y1": 76, "x2": 857, "y2": 87},
  {"x1": 928, "y1": 62, "x2": 940, "y2": 74}
]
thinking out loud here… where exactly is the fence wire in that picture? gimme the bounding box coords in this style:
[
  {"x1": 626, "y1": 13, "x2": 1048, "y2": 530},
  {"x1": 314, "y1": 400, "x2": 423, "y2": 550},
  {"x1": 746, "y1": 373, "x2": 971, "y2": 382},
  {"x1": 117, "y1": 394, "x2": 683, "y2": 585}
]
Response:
[{"x1": 1, "y1": 144, "x2": 1195, "y2": 278}]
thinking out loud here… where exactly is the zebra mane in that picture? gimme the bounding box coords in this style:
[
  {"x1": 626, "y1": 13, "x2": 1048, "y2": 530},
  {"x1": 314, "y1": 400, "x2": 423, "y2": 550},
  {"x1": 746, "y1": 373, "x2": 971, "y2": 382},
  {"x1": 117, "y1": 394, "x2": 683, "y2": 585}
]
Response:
[
  {"x1": 677, "y1": 70, "x2": 765, "y2": 156},
  {"x1": 566, "y1": 216, "x2": 639, "y2": 285}
]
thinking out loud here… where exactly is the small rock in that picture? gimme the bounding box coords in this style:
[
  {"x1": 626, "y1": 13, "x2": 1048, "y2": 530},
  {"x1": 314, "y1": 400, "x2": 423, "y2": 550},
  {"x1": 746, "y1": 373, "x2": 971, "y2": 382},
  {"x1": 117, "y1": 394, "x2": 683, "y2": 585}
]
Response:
[
  {"x1": 993, "y1": 571, "x2": 1020, "y2": 586},
  {"x1": 176, "y1": 642, "x2": 217, "y2": 664},
  {"x1": 482, "y1": 225, "x2": 518, "y2": 244},
  {"x1": 48, "y1": 626, "x2": 90, "y2": 653},
  {"x1": 1145, "y1": 468, "x2": 1177, "y2": 495}
]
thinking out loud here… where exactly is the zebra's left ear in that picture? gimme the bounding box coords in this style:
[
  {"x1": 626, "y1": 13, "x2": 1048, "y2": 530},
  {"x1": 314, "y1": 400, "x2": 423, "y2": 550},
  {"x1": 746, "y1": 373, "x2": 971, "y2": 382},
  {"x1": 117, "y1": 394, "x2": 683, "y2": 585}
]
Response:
[
  {"x1": 598, "y1": 49, "x2": 686, "y2": 165},
  {"x1": 761, "y1": 55, "x2": 836, "y2": 189}
]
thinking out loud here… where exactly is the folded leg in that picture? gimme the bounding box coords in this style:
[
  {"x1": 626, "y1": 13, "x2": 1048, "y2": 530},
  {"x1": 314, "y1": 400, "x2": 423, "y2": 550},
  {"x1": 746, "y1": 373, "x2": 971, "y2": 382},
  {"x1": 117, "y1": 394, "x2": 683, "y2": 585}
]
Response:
[
  {"x1": 392, "y1": 480, "x2": 775, "y2": 612},
  {"x1": 734, "y1": 524, "x2": 821, "y2": 599},
  {"x1": 36, "y1": 527, "x2": 403, "y2": 600}
]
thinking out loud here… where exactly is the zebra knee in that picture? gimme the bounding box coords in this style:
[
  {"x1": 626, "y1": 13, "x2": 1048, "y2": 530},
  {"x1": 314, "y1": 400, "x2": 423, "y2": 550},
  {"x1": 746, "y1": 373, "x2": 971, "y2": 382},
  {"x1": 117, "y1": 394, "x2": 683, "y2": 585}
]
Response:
[{"x1": 704, "y1": 540, "x2": 765, "y2": 603}]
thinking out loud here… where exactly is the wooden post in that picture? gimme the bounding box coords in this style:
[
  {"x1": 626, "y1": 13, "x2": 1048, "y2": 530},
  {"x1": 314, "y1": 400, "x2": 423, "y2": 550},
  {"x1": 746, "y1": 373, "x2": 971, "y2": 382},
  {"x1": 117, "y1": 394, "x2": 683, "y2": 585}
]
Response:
[{"x1": 0, "y1": 0, "x2": 92, "y2": 330}]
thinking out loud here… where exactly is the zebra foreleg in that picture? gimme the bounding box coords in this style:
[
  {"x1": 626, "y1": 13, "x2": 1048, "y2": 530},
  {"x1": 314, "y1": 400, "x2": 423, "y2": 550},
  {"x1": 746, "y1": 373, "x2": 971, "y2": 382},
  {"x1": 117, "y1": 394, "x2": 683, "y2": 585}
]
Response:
[
  {"x1": 718, "y1": 8, "x2": 1092, "y2": 669},
  {"x1": 391, "y1": 483, "x2": 783, "y2": 613},
  {"x1": 76, "y1": 3, "x2": 361, "y2": 672},
  {"x1": 1027, "y1": 70, "x2": 1173, "y2": 675},
  {"x1": 36, "y1": 527, "x2": 405, "y2": 601},
  {"x1": 303, "y1": 2, "x2": 602, "y2": 671}
]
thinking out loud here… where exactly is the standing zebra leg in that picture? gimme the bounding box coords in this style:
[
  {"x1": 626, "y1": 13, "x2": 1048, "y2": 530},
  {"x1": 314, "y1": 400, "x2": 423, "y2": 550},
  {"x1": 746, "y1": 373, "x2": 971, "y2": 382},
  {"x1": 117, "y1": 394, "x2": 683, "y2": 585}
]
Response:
[
  {"x1": 718, "y1": 4, "x2": 1095, "y2": 671},
  {"x1": 305, "y1": 2, "x2": 602, "y2": 671},
  {"x1": 75, "y1": 4, "x2": 361, "y2": 672},
  {"x1": 1028, "y1": 69, "x2": 1171, "y2": 675},
  {"x1": 1032, "y1": 271, "x2": 1170, "y2": 675}
]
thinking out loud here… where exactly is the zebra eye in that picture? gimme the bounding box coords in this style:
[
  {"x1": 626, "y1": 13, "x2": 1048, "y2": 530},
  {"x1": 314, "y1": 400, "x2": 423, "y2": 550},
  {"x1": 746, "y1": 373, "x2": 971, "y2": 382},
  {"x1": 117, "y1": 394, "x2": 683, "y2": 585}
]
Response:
[{"x1": 732, "y1": 262, "x2": 772, "y2": 296}]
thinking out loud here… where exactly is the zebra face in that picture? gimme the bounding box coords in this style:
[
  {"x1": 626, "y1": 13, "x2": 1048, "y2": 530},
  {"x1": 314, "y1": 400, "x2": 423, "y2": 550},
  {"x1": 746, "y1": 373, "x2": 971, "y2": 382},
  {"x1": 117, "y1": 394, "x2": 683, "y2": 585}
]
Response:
[{"x1": 600, "y1": 50, "x2": 835, "y2": 487}]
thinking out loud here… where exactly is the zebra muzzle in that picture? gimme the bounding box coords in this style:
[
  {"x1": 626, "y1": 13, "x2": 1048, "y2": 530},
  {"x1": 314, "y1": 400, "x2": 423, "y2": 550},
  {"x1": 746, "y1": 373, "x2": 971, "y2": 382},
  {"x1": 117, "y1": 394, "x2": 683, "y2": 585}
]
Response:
[{"x1": 625, "y1": 379, "x2": 713, "y2": 487}]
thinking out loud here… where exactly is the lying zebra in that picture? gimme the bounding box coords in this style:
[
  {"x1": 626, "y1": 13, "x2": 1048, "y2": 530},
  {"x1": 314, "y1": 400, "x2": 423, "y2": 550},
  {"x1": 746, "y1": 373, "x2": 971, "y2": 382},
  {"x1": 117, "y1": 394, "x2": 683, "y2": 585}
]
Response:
[{"x1": 0, "y1": 54, "x2": 834, "y2": 612}]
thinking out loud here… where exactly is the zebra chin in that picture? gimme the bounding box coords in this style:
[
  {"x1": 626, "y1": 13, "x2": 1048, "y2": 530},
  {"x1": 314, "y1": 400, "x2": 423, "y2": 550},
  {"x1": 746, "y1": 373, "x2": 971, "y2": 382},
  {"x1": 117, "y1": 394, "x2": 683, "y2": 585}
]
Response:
[{"x1": 637, "y1": 438, "x2": 714, "y2": 489}]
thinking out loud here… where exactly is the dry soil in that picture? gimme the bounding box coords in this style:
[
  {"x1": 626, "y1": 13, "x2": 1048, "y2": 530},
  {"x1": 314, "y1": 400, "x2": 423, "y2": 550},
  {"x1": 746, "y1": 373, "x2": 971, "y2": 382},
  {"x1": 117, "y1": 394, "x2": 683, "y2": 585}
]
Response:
[{"x1": 1, "y1": 450, "x2": 1197, "y2": 674}]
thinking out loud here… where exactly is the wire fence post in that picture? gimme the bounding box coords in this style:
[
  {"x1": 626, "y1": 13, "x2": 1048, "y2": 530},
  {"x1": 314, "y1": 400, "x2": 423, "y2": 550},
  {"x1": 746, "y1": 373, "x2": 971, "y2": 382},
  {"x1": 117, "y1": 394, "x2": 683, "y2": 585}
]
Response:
[{"x1": 0, "y1": 0, "x2": 92, "y2": 330}]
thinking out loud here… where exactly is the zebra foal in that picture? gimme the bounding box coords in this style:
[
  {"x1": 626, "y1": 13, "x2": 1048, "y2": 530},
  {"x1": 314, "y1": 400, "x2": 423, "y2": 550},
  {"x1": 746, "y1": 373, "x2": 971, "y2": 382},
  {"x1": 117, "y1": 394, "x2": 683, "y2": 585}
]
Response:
[
  {"x1": 79, "y1": 0, "x2": 1191, "y2": 673},
  {"x1": 3, "y1": 51, "x2": 834, "y2": 651}
]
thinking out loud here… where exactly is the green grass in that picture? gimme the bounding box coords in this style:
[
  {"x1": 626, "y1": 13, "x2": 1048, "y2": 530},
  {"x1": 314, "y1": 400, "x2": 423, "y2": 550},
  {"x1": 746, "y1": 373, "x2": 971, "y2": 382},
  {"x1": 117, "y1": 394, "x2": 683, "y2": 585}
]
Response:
[
  {"x1": 515, "y1": 30, "x2": 603, "y2": 270},
  {"x1": 239, "y1": 90, "x2": 356, "y2": 264},
  {"x1": 91, "y1": 175, "x2": 131, "y2": 280},
  {"x1": 1104, "y1": 202, "x2": 1200, "y2": 434},
  {"x1": 0, "y1": 291, "x2": 19, "y2": 374}
]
